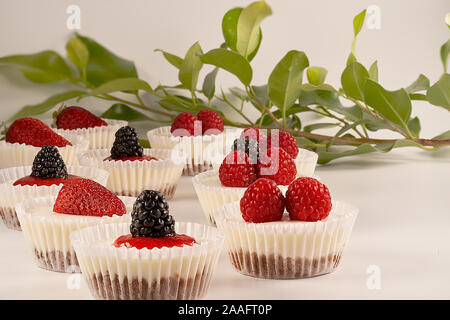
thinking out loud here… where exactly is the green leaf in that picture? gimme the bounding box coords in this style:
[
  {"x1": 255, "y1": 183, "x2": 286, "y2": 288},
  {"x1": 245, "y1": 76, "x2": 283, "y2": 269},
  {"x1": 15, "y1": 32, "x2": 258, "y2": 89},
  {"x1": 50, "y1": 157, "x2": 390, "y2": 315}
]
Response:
[
  {"x1": 364, "y1": 79, "x2": 412, "y2": 130},
  {"x1": 304, "y1": 123, "x2": 340, "y2": 132},
  {"x1": 140, "y1": 139, "x2": 151, "y2": 148},
  {"x1": 236, "y1": 1, "x2": 272, "y2": 59},
  {"x1": 433, "y1": 130, "x2": 450, "y2": 140},
  {"x1": 346, "y1": 52, "x2": 357, "y2": 66},
  {"x1": 178, "y1": 42, "x2": 203, "y2": 92},
  {"x1": 341, "y1": 62, "x2": 369, "y2": 100},
  {"x1": 154, "y1": 49, "x2": 183, "y2": 69},
  {"x1": 7, "y1": 90, "x2": 86, "y2": 122},
  {"x1": 407, "y1": 116, "x2": 421, "y2": 138},
  {"x1": 295, "y1": 137, "x2": 316, "y2": 148},
  {"x1": 158, "y1": 96, "x2": 205, "y2": 113},
  {"x1": 268, "y1": 50, "x2": 309, "y2": 113},
  {"x1": 222, "y1": 7, "x2": 262, "y2": 61},
  {"x1": 351, "y1": 9, "x2": 366, "y2": 55},
  {"x1": 202, "y1": 68, "x2": 219, "y2": 100},
  {"x1": 440, "y1": 39, "x2": 450, "y2": 73},
  {"x1": 252, "y1": 84, "x2": 269, "y2": 106},
  {"x1": 200, "y1": 48, "x2": 252, "y2": 86},
  {"x1": 409, "y1": 93, "x2": 427, "y2": 101},
  {"x1": 307, "y1": 66, "x2": 328, "y2": 85},
  {"x1": 76, "y1": 33, "x2": 138, "y2": 86},
  {"x1": 368, "y1": 61, "x2": 378, "y2": 82},
  {"x1": 101, "y1": 103, "x2": 151, "y2": 122},
  {"x1": 66, "y1": 37, "x2": 89, "y2": 79},
  {"x1": 426, "y1": 73, "x2": 450, "y2": 109},
  {"x1": 406, "y1": 74, "x2": 430, "y2": 93},
  {"x1": 88, "y1": 78, "x2": 151, "y2": 96},
  {"x1": 0, "y1": 50, "x2": 74, "y2": 83}
]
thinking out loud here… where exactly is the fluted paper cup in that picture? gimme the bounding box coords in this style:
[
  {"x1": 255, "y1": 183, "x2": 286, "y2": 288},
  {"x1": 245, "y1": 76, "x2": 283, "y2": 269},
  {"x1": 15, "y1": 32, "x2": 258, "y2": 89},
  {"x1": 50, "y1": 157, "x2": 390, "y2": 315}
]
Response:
[
  {"x1": 70, "y1": 222, "x2": 224, "y2": 300},
  {"x1": 16, "y1": 196, "x2": 135, "y2": 273},
  {"x1": 77, "y1": 149, "x2": 184, "y2": 199},
  {"x1": 147, "y1": 126, "x2": 242, "y2": 176},
  {"x1": 49, "y1": 119, "x2": 128, "y2": 149},
  {"x1": 0, "y1": 165, "x2": 109, "y2": 231},
  {"x1": 0, "y1": 132, "x2": 89, "y2": 169},
  {"x1": 215, "y1": 201, "x2": 358, "y2": 279},
  {"x1": 295, "y1": 148, "x2": 318, "y2": 177}
]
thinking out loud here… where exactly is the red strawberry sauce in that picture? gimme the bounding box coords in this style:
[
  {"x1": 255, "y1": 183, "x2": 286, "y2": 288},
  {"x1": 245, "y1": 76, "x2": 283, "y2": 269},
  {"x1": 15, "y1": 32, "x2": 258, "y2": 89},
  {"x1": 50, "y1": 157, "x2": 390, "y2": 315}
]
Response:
[
  {"x1": 113, "y1": 233, "x2": 197, "y2": 250},
  {"x1": 103, "y1": 156, "x2": 158, "y2": 162},
  {"x1": 13, "y1": 174, "x2": 79, "y2": 187}
]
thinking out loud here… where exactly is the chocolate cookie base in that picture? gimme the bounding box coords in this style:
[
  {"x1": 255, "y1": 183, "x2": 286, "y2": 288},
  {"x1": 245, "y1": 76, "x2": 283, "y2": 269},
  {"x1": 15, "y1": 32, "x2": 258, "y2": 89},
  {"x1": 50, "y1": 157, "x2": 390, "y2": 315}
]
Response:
[
  {"x1": 183, "y1": 162, "x2": 214, "y2": 176},
  {"x1": 0, "y1": 207, "x2": 21, "y2": 230},
  {"x1": 114, "y1": 184, "x2": 178, "y2": 199},
  {"x1": 86, "y1": 272, "x2": 211, "y2": 300},
  {"x1": 229, "y1": 249, "x2": 343, "y2": 279},
  {"x1": 33, "y1": 248, "x2": 80, "y2": 273}
]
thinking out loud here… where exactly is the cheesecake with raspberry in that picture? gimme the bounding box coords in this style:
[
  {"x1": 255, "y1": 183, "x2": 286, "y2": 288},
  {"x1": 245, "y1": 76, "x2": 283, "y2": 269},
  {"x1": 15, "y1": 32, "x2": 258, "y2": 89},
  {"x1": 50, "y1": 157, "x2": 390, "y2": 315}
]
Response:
[
  {"x1": 0, "y1": 146, "x2": 108, "y2": 230},
  {"x1": 51, "y1": 105, "x2": 128, "y2": 149},
  {"x1": 71, "y1": 190, "x2": 224, "y2": 300},
  {"x1": 215, "y1": 177, "x2": 358, "y2": 279},
  {"x1": 16, "y1": 177, "x2": 134, "y2": 272},
  {"x1": 147, "y1": 110, "x2": 242, "y2": 176},
  {"x1": 78, "y1": 126, "x2": 184, "y2": 199}
]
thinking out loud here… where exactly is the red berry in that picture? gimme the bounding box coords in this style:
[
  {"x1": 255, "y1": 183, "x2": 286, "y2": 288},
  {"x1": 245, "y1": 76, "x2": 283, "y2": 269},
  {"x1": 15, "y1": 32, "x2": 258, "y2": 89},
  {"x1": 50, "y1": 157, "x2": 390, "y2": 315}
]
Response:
[
  {"x1": 170, "y1": 112, "x2": 200, "y2": 137},
  {"x1": 241, "y1": 128, "x2": 267, "y2": 145},
  {"x1": 55, "y1": 106, "x2": 107, "y2": 130},
  {"x1": 286, "y1": 177, "x2": 332, "y2": 222},
  {"x1": 6, "y1": 118, "x2": 72, "y2": 147},
  {"x1": 197, "y1": 109, "x2": 224, "y2": 135},
  {"x1": 219, "y1": 152, "x2": 257, "y2": 187},
  {"x1": 240, "y1": 178, "x2": 285, "y2": 223},
  {"x1": 257, "y1": 147, "x2": 297, "y2": 185},
  {"x1": 53, "y1": 177, "x2": 127, "y2": 217},
  {"x1": 268, "y1": 131, "x2": 299, "y2": 159}
]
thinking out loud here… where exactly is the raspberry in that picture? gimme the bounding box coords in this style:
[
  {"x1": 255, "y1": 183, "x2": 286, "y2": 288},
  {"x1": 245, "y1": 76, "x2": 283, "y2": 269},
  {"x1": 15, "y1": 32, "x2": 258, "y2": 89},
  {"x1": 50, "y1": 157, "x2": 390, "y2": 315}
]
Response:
[
  {"x1": 241, "y1": 128, "x2": 268, "y2": 146},
  {"x1": 110, "y1": 126, "x2": 144, "y2": 159},
  {"x1": 170, "y1": 112, "x2": 200, "y2": 137},
  {"x1": 240, "y1": 178, "x2": 285, "y2": 223},
  {"x1": 257, "y1": 147, "x2": 297, "y2": 185},
  {"x1": 269, "y1": 131, "x2": 299, "y2": 159},
  {"x1": 219, "y1": 152, "x2": 257, "y2": 187},
  {"x1": 231, "y1": 137, "x2": 260, "y2": 163},
  {"x1": 285, "y1": 177, "x2": 332, "y2": 222},
  {"x1": 197, "y1": 109, "x2": 224, "y2": 135}
]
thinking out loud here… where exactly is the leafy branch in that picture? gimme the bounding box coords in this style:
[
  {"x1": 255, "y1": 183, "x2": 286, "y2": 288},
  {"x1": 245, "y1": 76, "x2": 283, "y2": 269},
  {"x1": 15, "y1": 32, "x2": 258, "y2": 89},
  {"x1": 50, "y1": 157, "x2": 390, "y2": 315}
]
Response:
[{"x1": 0, "y1": 1, "x2": 449, "y2": 164}]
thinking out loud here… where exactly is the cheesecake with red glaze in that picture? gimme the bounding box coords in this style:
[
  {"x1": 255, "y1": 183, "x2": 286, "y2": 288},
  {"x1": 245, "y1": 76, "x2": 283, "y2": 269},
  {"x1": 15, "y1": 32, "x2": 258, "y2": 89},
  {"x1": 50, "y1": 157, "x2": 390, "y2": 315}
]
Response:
[
  {"x1": 70, "y1": 190, "x2": 224, "y2": 300},
  {"x1": 78, "y1": 126, "x2": 184, "y2": 199}
]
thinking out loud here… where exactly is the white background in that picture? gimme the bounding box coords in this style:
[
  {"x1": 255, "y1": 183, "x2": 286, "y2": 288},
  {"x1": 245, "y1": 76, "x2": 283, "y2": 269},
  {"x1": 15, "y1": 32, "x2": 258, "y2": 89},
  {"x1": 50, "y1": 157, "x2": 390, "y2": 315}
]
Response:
[{"x1": 0, "y1": 0, "x2": 450, "y2": 300}]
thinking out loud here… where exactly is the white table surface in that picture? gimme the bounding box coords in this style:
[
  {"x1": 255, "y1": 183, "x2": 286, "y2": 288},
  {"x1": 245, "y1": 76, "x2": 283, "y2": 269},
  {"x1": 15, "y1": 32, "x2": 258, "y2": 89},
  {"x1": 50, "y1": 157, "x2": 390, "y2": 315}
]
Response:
[{"x1": 1, "y1": 148, "x2": 449, "y2": 300}]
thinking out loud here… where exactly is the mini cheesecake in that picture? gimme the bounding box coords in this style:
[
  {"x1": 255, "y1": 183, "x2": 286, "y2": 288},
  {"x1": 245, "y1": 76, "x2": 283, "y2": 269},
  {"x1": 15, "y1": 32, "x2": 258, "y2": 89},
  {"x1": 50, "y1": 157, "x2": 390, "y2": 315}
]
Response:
[{"x1": 71, "y1": 190, "x2": 224, "y2": 300}]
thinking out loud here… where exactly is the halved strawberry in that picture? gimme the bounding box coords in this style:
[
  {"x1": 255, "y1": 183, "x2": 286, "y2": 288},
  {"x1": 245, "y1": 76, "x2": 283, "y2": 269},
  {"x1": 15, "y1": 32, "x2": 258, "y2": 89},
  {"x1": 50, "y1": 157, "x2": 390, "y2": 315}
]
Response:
[
  {"x1": 6, "y1": 118, "x2": 72, "y2": 147},
  {"x1": 54, "y1": 106, "x2": 107, "y2": 130}
]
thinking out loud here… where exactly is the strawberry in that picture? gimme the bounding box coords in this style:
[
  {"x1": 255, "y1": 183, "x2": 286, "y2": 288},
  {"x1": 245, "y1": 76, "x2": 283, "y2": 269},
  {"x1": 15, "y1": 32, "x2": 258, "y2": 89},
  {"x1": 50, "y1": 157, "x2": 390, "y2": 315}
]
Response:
[
  {"x1": 6, "y1": 118, "x2": 72, "y2": 147},
  {"x1": 53, "y1": 177, "x2": 126, "y2": 217},
  {"x1": 54, "y1": 106, "x2": 107, "y2": 130}
]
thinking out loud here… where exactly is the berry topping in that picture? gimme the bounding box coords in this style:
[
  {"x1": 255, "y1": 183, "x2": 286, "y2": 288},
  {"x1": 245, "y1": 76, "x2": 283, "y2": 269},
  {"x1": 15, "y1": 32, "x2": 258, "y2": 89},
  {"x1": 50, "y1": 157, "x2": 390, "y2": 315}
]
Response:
[
  {"x1": 240, "y1": 178, "x2": 285, "y2": 223},
  {"x1": 104, "y1": 155, "x2": 157, "y2": 162},
  {"x1": 130, "y1": 190, "x2": 175, "y2": 238},
  {"x1": 240, "y1": 128, "x2": 267, "y2": 145},
  {"x1": 30, "y1": 145, "x2": 68, "y2": 179},
  {"x1": 197, "y1": 109, "x2": 224, "y2": 135},
  {"x1": 54, "y1": 106, "x2": 107, "y2": 130},
  {"x1": 113, "y1": 233, "x2": 196, "y2": 250},
  {"x1": 268, "y1": 131, "x2": 299, "y2": 159},
  {"x1": 13, "y1": 175, "x2": 78, "y2": 187},
  {"x1": 110, "y1": 126, "x2": 144, "y2": 159},
  {"x1": 219, "y1": 152, "x2": 257, "y2": 188},
  {"x1": 285, "y1": 177, "x2": 332, "y2": 222},
  {"x1": 170, "y1": 112, "x2": 200, "y2": 137},
  {"x1": 53, "y1": 178, "x2": 126, "y2": 217},
  {"x1": 6, "y1": 118, "x2": 72, "y2": 148},
  {"x1": 231, "y1": 137, "x2": 260, "y2": 163},
  {"x1": 257, "y1": 147, "x2": 297, "y2": 185}
]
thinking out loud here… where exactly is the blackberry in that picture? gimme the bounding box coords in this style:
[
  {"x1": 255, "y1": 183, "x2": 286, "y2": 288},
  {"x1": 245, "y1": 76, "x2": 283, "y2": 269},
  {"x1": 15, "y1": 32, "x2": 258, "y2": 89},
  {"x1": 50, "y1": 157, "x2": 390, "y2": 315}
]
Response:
[
  {"x1": 31, "y1": 145, "x2": 68, "y2": 178},
  {"x1": 231, "y1": 137, "x2": 260, "y2": 163},
  {"x1": 130, "y1": 190, "x2": 175, "y2": 238},
  {"x1": 110, "y1": 126, "x2": 144, "y2": 159}
]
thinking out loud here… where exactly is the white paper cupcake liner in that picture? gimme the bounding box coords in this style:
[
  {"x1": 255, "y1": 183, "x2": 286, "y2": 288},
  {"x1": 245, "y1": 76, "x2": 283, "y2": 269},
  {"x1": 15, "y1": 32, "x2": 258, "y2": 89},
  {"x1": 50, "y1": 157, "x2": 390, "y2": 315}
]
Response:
[
  {"x1": 295, "y1": 148, "x2": 318, "y2": 177},
  {"x1": 215, "y1": 200, "x2": 358, "y2": 279},
  {"x1": 16, "y1": 196, "x2": 135, "y2": 273},
  {"x1": 49, "y1": 119, "x2": 128, "y2": 149},
  {"x1": 70, "y1": 222, "x2": 224, "y2": 300},
  {"x1": 147, "y1": 126, "x2": 242, "y2": 176},
  {"x1": 0, "y1": 165, "x2": 109, "y2": 231},
  {"x1": 193, "y1": 169, "x2": 321, "y2": 226},
  {"x1": 0, "y1": 131, "x2": 89, "y2": 169},
  {"x1": 77, "y1": 149, "x2": 185, "y2": 199}
]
